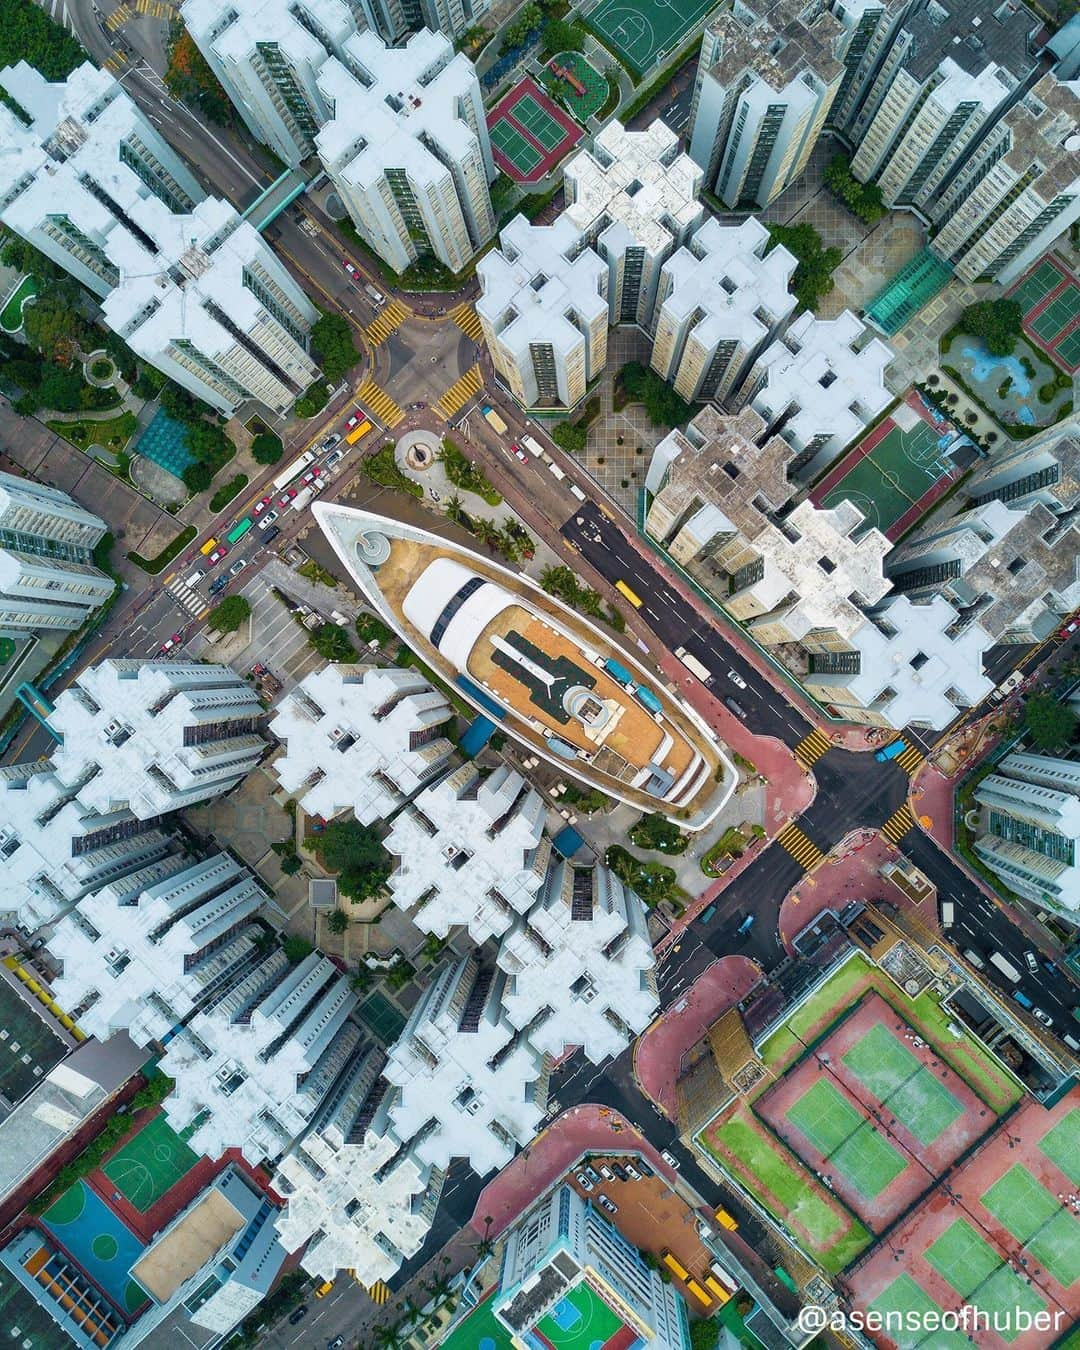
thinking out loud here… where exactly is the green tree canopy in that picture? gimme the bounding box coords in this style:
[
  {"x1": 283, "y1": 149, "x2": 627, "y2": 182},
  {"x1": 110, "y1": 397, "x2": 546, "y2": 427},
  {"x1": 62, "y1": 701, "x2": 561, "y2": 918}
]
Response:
[
  {"x1": 552, "y1": 420, "x2": 588, "y2": 452},
  {"x1": 766, "y1": 221, "x2": 842, "y2": 313},
  {"x1": 311, "y1": 312, "x2": 360, "y2": 383},
  {"x1": 326, "y1": 908, "x2": 350, "y2": 934},
  {"x1": 22, "y1": 293, "x2": 86, "y2": 361},
  {"x1": 504, "y1": 2, "x2": 542, "y2": 47},
  {"x1": 543, "y1": 18, "x2": 584, "y2": 54},
  {"x1": 312, "y1": 818, "x2": 391, "y2": 902},
  {"x1": 208, "y1": 595, "x2": 251, "y2": 633},
  {"x1": 309, "y1": 622, "x2": 357, "y2": 662},
  {"x1": 960, "y1": 299, "x2": 1024, "y2": 358},
  {"x1": 0, "y1": 0, "x2": 85, "y2": 78},
  {"x1": 618, "y1": 362, "x2": 692, "y2": 428},
  {"x1": 182, "y1": 460, "x2": 214, "y2": 492},
  {"x1": 1023, "y1": 690, "x2": 1077, "y2": 750},
  {"x1": 251, "y1": 431, "x2": 284, "y2": 464}
]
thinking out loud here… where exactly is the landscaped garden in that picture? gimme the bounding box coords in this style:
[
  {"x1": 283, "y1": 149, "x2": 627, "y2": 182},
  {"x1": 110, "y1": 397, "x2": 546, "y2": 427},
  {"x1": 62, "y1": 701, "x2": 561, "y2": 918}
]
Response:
[
  {"x1": 942, "y1": 332, "x2": 1073, "y2": 430},
  {"x1": 0, "y1": 274, "x2": 38, "y2": 332}
]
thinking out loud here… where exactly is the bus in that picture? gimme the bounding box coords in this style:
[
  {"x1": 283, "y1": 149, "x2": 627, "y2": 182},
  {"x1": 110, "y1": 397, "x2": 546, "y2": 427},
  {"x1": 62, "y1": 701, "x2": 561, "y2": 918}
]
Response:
[
  {"x1": 675, "y1": 647, "x2": 711, "y2": 683},
  {"x1": 714, "y1": 1206, "x2": 739, "y2": 1231},
  {"x1": 346, "y1": 417, "x2": 373, "y2": 446},
  {"x1": 272, "y1": 449, "x2": 317, "y2": 492},
  {"x1": 199, "y1": 537, "x2": 219, "y2": 556},
  {"x1": 684, "y1": 1279, "x2": 711, "y2": 1308},
  {"x1": 662, "y1": 1252, "x2": 689, "y2": 1282},
  {"x1": 226, "y1": 517, "x2": 253, "y2": 545},
  {"x1": 615, "y1": 579, "x2": 643, "y2": 609},
  {"x1": 703, "y1": 1275, "x2": 733, "y2": 1305}
]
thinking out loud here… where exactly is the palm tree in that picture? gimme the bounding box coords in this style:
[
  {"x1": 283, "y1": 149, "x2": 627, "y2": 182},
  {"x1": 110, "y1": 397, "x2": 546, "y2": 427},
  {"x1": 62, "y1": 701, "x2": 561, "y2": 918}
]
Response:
[{"x1": 371, "y1": 1320, "x2": 408, "y2": 1350}]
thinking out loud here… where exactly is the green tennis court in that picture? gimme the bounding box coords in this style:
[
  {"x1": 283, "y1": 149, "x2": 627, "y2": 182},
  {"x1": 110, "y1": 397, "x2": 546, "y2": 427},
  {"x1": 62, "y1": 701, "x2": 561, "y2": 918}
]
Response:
[
  {"x1": 358, "y1": 991, "x2": 406, "y2": 1044},
  {"x1": 511, "y1": 93, "x2": 569, "y2": 151},
  {"x1": 926, "y1": 1221, "x2": 1001, "y2": 1297},
  {"x1": 787, "y1": 1080, "x2": 864, "y2": 1155},
  {"x1": 534, "y1": 1281, "x2": 626, "y2": 1350},
  {"x1": 1057, "y1": 327, "x2": 1080, "y2": 369},
  {"x1": 981, "y1": 1165, "x2": 1059, "y2": 1243},
  {"x1": 490, "y1": 119, "x2": 543, "y2": 175},
  {"x1": 787, "y1": 1080, "x2": 906, "y2": 1197},
  {"x1": 101, "y1": 1113, "x2": 200, "y2": 1212},
  {"x1": 1027, "y1": 1207, "x2": 1080, "y2": 1286},
  {"x1": 868, "y1": 1276, "x2": 959, "y2": 1350},
  {"x1": 585, "y1": 0, "x2": 715, "y2": 76},
  {"x1": 832, "y1": 1123, "x2": 907, "y2": 1198},
  {"x1": 1030, "y1": 284, "x2": 1080, "y2": 342},
  {"x1": 843, "y1": 1025, "x2": 964, "y2": 1146},
  {"x1": 1010, "y1": 259, "x2": 1063, "y2": 314},
  {"x1": 1039, "y1": 1108, "x2": 1080, "y2": 1185}
]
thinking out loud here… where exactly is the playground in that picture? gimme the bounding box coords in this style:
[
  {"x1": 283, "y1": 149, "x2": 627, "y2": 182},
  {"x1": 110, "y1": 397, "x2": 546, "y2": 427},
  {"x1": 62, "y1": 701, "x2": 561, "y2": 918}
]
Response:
[
  {"x1": 534, "y1": 1283, "x2": 632, "y2": 1350},
  {"x1": 101, "y1": 1113, "x2": 201, "y2": 1213},
  {"x1": 812, "y1": 391, "x2": 963, "y2": 540},
  {"x1": 584, "y1": 0, "x2": 714, "y2": 76},
  {"x1": 1010, "y1": 254, "x2": 1080, "y2": 373},
  {"x1": 545, "y1": 52, "x2": 609, "y2": 122},
  {"x1": 942, "y1": 330, "x2": 1073, "y2": 430},
  {"x1": 42, "y1": 1180, "x2": 148, "y2": 1316},
  {"x1": 487, "y1": 79, "x2": 583, "y2": 183}
]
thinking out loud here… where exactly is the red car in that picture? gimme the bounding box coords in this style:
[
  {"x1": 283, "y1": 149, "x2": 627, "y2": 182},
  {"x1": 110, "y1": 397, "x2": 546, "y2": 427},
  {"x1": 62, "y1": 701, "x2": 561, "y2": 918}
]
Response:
[
  {"x1": 279, "y1": 487, "x2": 298, "y2": 506},
  {"x1": 342, "y1": 259, "x2": 358, "y2": 278},
  {"x1": 253, "y1": 494, "x2": 273, "y2": 515},
  {"x1": 206, "y1": 546, "x2": 229, "y2": 566},
  {"x1": 158, "y1": 631, "x2": 182, "y2": 654},
  {"x1": 301, "y1": 467, "x2": 323, "y2": 485},
  {"x1": 511, "y1": 443, "x2": 528, "y2": 463},
  {"x1": 345, "y1": 409, "x2": 364, "y2": 430}
]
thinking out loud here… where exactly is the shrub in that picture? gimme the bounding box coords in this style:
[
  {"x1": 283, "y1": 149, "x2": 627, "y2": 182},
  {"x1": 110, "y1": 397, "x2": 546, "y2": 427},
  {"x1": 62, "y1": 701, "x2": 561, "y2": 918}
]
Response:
[
  {"x1": 364, "y1": 443, "x2": 422, "y2": 497},
  {"x1": 553, "y1": 420, "x2": 588, "y2": 452},
  {"x1": 294, "y1": 380, "x2": 330, "y2": 418},
  {"x1": 311, "y1": 311, "x2": 360, "y2": 383},
  {"x1": 959, "y1": 299, "x2": 1023, "y2": 357},
  {"x1": 327, "y1": 909, "x2": 350, "y2": 935},
  {"x1": 89, "y1": 358, "x2": 112, "y2": 380},
  {"x1": 208, "y1": 595, "x2": 251, "y2": 634},
  {"x1": 309, "y1": 621, "x2": 356, "y2": 662},
  {"x1": 209, "y1": 473, "x2": 248, "y2": 512},
  {"x1": 823, "y1": 153, "x2": 885, "y2": 224},
  {"x1": 617, "y1": 362, "x2": 692, "y2": 427},
  {"x1": 439, "y1": 437, "x2": 501, "y2": 504},
  {"x1": 1023, "y1": 691, "x2": 1077, "y2": 750}
]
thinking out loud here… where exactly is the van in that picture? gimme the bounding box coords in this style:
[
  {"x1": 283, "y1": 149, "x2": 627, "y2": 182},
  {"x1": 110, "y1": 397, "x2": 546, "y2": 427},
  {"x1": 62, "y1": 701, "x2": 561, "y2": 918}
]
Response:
[
  {"x1": 314, "y1": 1281, "x2": 334, "y2": 1299},
  {"x1": 1013, "y1": 989, "x2": 1034, "y2": 1009},
  {"x1": 939, "y1": 900, "x2": 955, "y2": 927},
  {"x1": 570, "y1": 483, "x2": 587, "y2": 501},
  {"x1": 1063, "y1": 1034, "x2": 1080, "y2": 1052},
  {"x1": 185, "y1": 569, "x2": 204, "y2": 588},
  {"x1": 548, "y1": 462, "x2": 566, "y2": 482},
  {"x1": 722, "y1": 696, "x2": 748, "y2": 720},
  {"x1": 963, "y1": 948, "x2": 986, "y2": 970}
]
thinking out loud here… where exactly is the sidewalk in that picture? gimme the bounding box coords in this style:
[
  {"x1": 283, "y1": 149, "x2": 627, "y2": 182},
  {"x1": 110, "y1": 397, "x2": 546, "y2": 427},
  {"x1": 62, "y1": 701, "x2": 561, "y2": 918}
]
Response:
[{"x1": 633, "y1": 957, "x2": 764, "y2": 1115}]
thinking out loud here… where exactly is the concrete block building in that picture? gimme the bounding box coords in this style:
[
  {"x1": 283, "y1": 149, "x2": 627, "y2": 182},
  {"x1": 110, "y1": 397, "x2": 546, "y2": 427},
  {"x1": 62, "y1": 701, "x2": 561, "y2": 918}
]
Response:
[
  {"x1": 974, "y1": 729, "x2": 1080, "y2": 918},
  {"x1": 383, "y1": 954, "x2": 548, "y2": 1175},
  {"x1": 562, "y1": 119, "x2": 703, "y2": 330},
  {"x1": 0, "y1": 471, "x2": 115, "y2": 638},
  {"x1": 732, "y1": 310, "x2": 893, "y2": 477},
  {"x1": 268, "y1": 665, "x2": 453, "y2": 824},
  {"x1": 929, "y1": 73, "x2": 1080, "y2": 283},
  {"x1": 477, "y1": 214, "x2": 608, "y2": 410},
  {"x1": 649, "y1": 217, "x2": 797, "y2": 404},
  {"x1": 497, "y1": 860, "x2": 658, "y2": 1065},
  {"x1": 385, "y1": 762, "x2": 549, "y2": 944},
  {"x1": 962, "y1": 423, "x2": 1080, "y2": 515},
  {"x1": 47, "y1": 661, "x2": 266, "y2": 820},
  {"x1": 688, "y1": 0, "x2": 844, "y2": 209},
  {"x1": 316, "y1": 30, "x2": 495, "y2": 274}
]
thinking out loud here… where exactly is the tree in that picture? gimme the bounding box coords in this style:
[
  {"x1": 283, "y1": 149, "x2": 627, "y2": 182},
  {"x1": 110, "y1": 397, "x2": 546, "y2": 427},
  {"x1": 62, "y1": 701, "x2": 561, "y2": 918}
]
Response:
[
  {"x1": 282, "y1": 936, "x2": 313, "y2": 963},
  {"x1": 552, "y1": 420, "x2": 588, "y2": 452},
  {"x1": 766, "y1": 221, "x2": 841, "y2": 313},
  {"x1": 251, "y1": 431, "x2": 284, "y2": 464},
  {"x1": 310, "y1": 312, "x2": 360, "y2": 383},
  {"x1": 309, "y1": 622, "x2": 356, "y2": 662},
  {"x1": 310, "y1": 818, "x2": 391, "y2": 902},
  {"x1": 960, "y1": 299, "x2": 1024, "y2": 357},
  {"x1": 1023, "y1": 691, "x2": 1077, "y2": 750},
  {"x1": 164, "y1": 22, "x2": 232, "y2": 124},
  {"x1": 35, "y1": 365, "x2": 85, "y2": 412},
  {"x1": 617, "y1": 361, "x2": 692, "y2": 427},
  {"x1": 0, "y1": 0, "x2": 85, "y2": 79},
  {"x1": 22, "y1": 293, "x2": 86, "y2": 361},
  {"x1": 504, "y1": 2, "x2": 543, "y2": 48},
  {"x1": 630, "y1": 812, "x2": 688, "y2": 854},
  {"x1": 207, "y1": 595, "x2": 251, "y2": 634},
  {"x1": 182, "y1": 460, "x2": 214, "y2": 492},
  {"x1": 326, "y1": 908, "x2": 350, "y2": 934},
  {"x1": 542, "y1": 18, "x2": 584, "y2": 54}
]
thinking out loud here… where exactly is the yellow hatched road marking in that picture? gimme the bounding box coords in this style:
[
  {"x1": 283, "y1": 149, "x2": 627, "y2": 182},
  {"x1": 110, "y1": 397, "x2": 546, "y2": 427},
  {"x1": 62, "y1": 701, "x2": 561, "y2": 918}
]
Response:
[
  {"x1": 449, "y1": 302, "x2": 484, "y2": 341},
  {"x1": 367, "y1": 1280, "x2": 391, "y2": 1304},
  {"x1": 364, "y1": 299, "x2": 410, "y2": 346},
  {"x1": 793, "y1": 728, "x2": 831, "y2": 770},
  {"x1": 882, "y1": 804, "x2": 916, "y2": 843},
  {"x1": 776, "y1": 823, "x2": 825, "y2": 870},
  {"x1": 104, "y1": 5, "x2": 131, "y2": 29},
  {"x1": 433, "y1": 364, "x2": 483, "y2": 420},
  {"x1": 356, "y1": 378, "x2": 403, "y2": 428},
  {"x1": 896, "y1": 745, "x2": 925, "y2": 775}
]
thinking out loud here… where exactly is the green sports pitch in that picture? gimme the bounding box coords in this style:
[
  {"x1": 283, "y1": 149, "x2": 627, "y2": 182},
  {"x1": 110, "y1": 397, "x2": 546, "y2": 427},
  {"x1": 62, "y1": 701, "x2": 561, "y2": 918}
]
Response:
[
  {"x1": 534, "y1": 1283, "x2": 626, "y2": 1350},
  {"x1": 101, "y1": 1114, "x2": 200, "y2": 1212},
  {"x1": 585, "y1": 0, "x2": 715, "y2": 76},
  {"x1": 842, "y1": 1023, "x2": 965, "y2": 1146},
  {"x1": 786, "y1": 1080, "x2": 907, "y2": 1199}
]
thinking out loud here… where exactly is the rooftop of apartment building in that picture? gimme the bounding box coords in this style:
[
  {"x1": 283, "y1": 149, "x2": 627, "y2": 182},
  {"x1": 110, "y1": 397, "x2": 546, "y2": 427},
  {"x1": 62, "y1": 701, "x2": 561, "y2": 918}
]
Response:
[
  {"x1": 899, "y1": 0, "x2": 1041, "y2": 83},
  {"x1": 316, "y1": 29, "x2": 482, "y2": 185},
  {"x1": 477, "y1": 214, "x2": 607, "y2": 353},
  {"x1": 965, "y1": 425, "x2": 1080, "y2": 513},
  {"x1": 181, "y1": 0, "x2": 354, "y2": 61},
  {"x1": 701, "y1": 0, "x2": 843, "y2": 88},
  {"x1": 562, "y1": 119, "x2": 703, "y2": 257},
  {"x1": 998, "y1": 72, "x2": 1080, "y2": 195}
]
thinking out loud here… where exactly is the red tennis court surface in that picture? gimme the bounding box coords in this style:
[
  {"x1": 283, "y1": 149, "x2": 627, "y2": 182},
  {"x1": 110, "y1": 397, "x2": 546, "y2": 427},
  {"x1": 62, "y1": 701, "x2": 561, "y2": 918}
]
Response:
[
  {"x1": 1009, "y1": 254, "x2": 1080, "y2": 373},
  {"x1": 756, "y1": 993, "x2": 996, "y2": 1232},
  {"x1": 844, "y1": 1090, "x2": 1080, "y2": 1350},
  {"x1": 487, "y1": 77, "x2": 583, "y2": 183}
]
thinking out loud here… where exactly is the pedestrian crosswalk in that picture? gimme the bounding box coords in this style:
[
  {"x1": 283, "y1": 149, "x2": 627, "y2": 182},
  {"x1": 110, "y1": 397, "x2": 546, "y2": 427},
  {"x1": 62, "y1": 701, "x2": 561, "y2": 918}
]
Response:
[
  {"x1": 364, "y1": 299, "x2": 410, "y2": 347},
  {"x1": 794, "y1": 728, "x2": 831, "y2": 770},
  {"x1": 433, "y1": 364, "x2": 483, "y2": 420},
  {"x1": 882, "y1": 803, "x2": 917, "y2": 844},
  {"x1": 104, "y1": 4, "x2": 131, "y2": 30},
  {"x1": 357, "y1": 378, "x2": 403, "y2": 428},
  {"x1": 134, "y1": 0, "x2": 175, "y2": 15},
  {"x1": 164, "y1": 575, "x2": 207, "y2": 619},
  {"x1": 103, "y1": 52, "x2": 128, "y2": 71},
  {"x1": 448, "y1": 301, "x2": 484, "y2": 342},
  {"x1": 894, "y1": 743, "x2": 925, "y2": 775},
  {"x1": 776, "y1": 822, "x2": 826, "y2": 870},
  {"x1": 366, "y1": 1280, "x2": 391, "y2": 1304}
]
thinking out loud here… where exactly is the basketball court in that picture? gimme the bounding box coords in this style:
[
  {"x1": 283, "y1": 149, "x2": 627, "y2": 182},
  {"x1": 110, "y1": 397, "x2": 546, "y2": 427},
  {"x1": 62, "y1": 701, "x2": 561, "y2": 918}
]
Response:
[
  {"x1": 585, "y1": 0, "x2": 714, "y2": 76},
  {"x1": 42, "y1": 1181, "x2": 148, "y2": 1316},
  {"x1": 533, "y1": 1282, "x2": 630, "y2": 1350},
  {"x1": 101, "y1": 1113, "x2": 200, "y2": 1213},
  {"x1": 1009, "y1": 255, "x2": 1080, "y2": 373},
  {"x1": 812, "y1": 391, "x2": 962, "y2": 540},
  {"x1": 486, "y1": 79, "x2": 583, "y2": 183}
]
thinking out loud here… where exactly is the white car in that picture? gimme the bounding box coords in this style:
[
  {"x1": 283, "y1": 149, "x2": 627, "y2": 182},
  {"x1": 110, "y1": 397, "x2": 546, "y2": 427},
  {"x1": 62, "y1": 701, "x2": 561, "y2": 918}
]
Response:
[
  {"x1": 727, "y1": 669, "x2": 747, "y2": 690},
  {"x1": 1032, "y1": 1008, "x2": 1053, "y2": 1026},
  {"x1": 575, "y1": 1171, "x2": 593, "y2": 1192},
  {"x1": 257, "y1": 509, "x2": 279, "y2": 529},
  {"x1": 660, "y1": 1150, "x2": 680, "y2": 1170}
]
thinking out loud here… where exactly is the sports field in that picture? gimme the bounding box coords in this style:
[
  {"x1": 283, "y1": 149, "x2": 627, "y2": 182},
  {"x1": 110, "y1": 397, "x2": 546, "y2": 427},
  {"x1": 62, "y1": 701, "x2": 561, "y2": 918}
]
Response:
[
  {"x1": 358, "y1": 991, "x2": 406, "y2": 1044},
  {"x1": 486, "y1": 79, "x2": 583, "y2": 183},
  {"x1": 43, "y1": 1181, "x2": 148, "y2": 1315},
  {"x1": 585, "y1": 0, "x2": 714, "y2": 76},
  {"x1": 101, "y1": 1113, "x2": 201, "y2": 1212},
  {"x1": 534, "y1": 1283, "x2": 627, "y2": 1350},
  {"x1": 1009, "y1": 255, "x2": 1080, "y2": 373},
  {"x1": 546, "y1": 52, "x2": 608, "y2": 122},
  {"x1": 813, "y1": 391, "x2": 962, "y2": 540},
  {"x1": 842, "y1": 1022, "x2": 965, "y2": 1146},
  {"x1": 785, "y1": 1080, "x2": 907, "y2": 1199},
  {"x1": 440, "y1": 1292, "x2": 514, "y2": 1350}
]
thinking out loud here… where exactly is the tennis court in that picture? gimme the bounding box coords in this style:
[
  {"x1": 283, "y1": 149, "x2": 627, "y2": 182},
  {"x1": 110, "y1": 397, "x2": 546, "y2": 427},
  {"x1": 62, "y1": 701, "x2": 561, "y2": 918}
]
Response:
[
  {"x1": 842, "y1": 1024, "x2": 964, "y2": 1147},
  {"x1": 101, "y1": 1113, "x2": 201, "y2": 1213},
  {"x1": 1039, "y1": 1107, "x2": 1080, "y2": 1185},
  {"x1": 813, "y1": 394, "x2": 960, "y2": 540},
  {"x1": 786, "y1": 1080, "x2": 907, "y2": 1198},
  {"x1": 358, "y1": 991, "x2": 406, "y2": 1044},
  {"x1": 42, "y1": 1181, "x2": 148, "y2": 1315},
  {"x1": 1009, "y1": 258, "x2": 1062, "y2": 314},
  {"x1": 926, "y1": 1221, "x2": 1048, "y2": 1323},
  {"x1": 486, "y1": 79, "x2": 583, "y2": 184},
  {"x1": 981, "y1": 1163, "x2": 1080, "y2": 1286},
  {"x1": 534, "y1": 1281, "x2": 627, "y2": 1350},
  {"x1": 1030, "y1": 284, "x2": 1080, "y2": 342},
  {"x1": 512, "y1": 93, "x2": 569, "y2": 151},
  {"x1": 1009, "y1": 255, "x2": 1080, "y2": 373},
  {"x1": 585, "y1": 0, "x2": 714, "y2": 76},
  {"x1": 490, "y1": 120, "x2": 542, "y2": 176}
]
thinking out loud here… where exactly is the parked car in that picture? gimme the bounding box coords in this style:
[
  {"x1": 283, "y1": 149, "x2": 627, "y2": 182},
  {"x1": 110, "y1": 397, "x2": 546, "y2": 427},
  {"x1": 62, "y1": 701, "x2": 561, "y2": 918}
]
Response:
[
  {"x1": 279, "y1": 488, "x2": 298, "y2": 506},
  {"x1": 228, "y1": 559, "x2": 247, "y2": 577},
  {"x1": 257, "y1": 509, "x2": 279, "y2": 529},
  {"x1": 584, "y1": 1166, "x2": 600, "y2": 1185},
  {"x1": 727, "y1": 669, "x2": 747, "y2": 690},
  {"x1": 322, "y1": 433, "x2": 342, "y2": 451},
  {"x1": 598, "y1": 1164, "x2": 614, "y2": 1181},
  {"x1": 597, "y1": 1194, "x2": 618, "y2": 1214},
  {"x1": 722, "y1": 696, "x2": 748, "y2": 720},
  {"x1": 1032, "y1": 1008, "x2": 1053, "y2": 1026},
  {"x1": 288, "y1": 1306, "x2": 308, "y2": 1326},
  {"x1": 325, "y1": 449, "x2": 344, "y2": 469},
  {"x1": 575, "y1": 1171, "x2": 593, "y2": 1192},
  {"x1": 207, "y1": 546, "x2": 228, "y2": 566},
  {"x1": 1025, "y1": 951, "x2": 1039, "y2": 974},
  {"x1": 612, "y1": 1163, "x2": 630, "y2": 1182},
  {"x1": 327, "y1": 1339, "x2": 344, "y2": 1349},
  {"x1": 660, "y1": 1150, "x2": 680, "y2": 1170},
  {"x1": 158, "y1": 632, "x2": 182, "y2": 654},
  {"x1": 636, "y1": 1157, "x2": 653, "y2": 1177},
  {"x1": 208, "y1": 576, "x2": 229, "y2": 596},
  {"x1": 624, "y1": 1162, "x2": 642, "y2": 1181},
  {"x1": 253, "y1": 495, "x2": 273, "y2": 515}
]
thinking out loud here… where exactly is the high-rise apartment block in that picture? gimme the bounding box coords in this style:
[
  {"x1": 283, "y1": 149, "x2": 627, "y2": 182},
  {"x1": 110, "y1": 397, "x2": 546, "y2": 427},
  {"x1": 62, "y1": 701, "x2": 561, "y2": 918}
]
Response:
[
  {"x1": 929, "y1": 73, "x2": 1080, "y2": 284},
  {"x1": 316, "y1": 30, "x2": 495, "y2": 273},
  {"x1": 47, "y1": 661, "x2": 266, "y2": 819},
  {"x1": 0, "y1": 471, "x2": 114, "y2": 638},
  {"x1": 0, "y1": 63, "x2": 320, "y2": 415},
  {"x1": 962, "y1": 422, "x2": 1080, "y2": 514},
  {"x1": 180, "y1": 0, "x2": 362, "y2": 167},
  {"x1": 650, "y1": 217, "x2": 797, "y2": 403},
  {"x1": 974, "y1": 731, "x2": 1080, "y2": 918},
  {"x1": 269, "y1": 665, "x2": 453, "y2": 824},
  {"x1": 688, "y1": 0, "x2": 844, "y2": 209},
  {"x1": 562, "y1": 119, "x2": 703, "y2": 330},
  {"x1": 477, "y1": 214, "x2": 608, "y2": 409}
]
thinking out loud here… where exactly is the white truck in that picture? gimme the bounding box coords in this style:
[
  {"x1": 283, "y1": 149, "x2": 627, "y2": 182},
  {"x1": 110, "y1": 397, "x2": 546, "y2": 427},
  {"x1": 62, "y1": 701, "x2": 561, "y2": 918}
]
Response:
[
  {"x1": 289, "y1": 485, "x2": 314, "y2": 511},
  {"x1": 520, "y1": 434, "x2": 545, "y2": 458},
  {"x1": 989, "y1": 951, "x2": 1022, "y2": 983}
]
